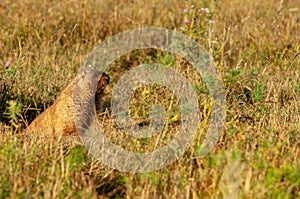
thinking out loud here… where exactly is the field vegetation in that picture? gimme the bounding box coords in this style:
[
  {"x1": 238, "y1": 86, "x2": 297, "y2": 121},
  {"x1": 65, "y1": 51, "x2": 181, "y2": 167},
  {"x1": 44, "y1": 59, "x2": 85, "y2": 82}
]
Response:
[{"x1": 0, "y1": 0, "x2": 299, "y2": 198}]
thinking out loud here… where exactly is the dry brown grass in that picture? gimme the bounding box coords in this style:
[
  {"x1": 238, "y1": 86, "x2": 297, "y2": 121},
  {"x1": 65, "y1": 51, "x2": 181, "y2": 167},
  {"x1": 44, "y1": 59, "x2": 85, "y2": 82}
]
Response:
[{"x1": 0, "y1": 0, "x2": 299, "y2": 198}]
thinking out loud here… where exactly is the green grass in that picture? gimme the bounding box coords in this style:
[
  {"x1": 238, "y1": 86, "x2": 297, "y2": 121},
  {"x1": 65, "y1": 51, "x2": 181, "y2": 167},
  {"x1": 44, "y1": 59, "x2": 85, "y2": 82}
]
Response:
[{"x1": 1, "y1": 0, "x2": 300, "y2": 198}]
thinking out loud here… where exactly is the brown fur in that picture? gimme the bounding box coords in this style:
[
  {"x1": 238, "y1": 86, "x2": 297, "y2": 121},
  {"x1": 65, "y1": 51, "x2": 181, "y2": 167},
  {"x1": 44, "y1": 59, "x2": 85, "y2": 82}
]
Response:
[{"x1": 25, "y1": 69, "x2": 110, "y2": 136}]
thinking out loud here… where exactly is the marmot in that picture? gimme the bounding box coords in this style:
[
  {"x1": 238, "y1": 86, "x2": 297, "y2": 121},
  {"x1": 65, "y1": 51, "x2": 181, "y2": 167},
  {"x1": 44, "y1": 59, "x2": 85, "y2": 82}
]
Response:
[{"x1": 25, "y1": 69, "x2": 110, "y2": 136}]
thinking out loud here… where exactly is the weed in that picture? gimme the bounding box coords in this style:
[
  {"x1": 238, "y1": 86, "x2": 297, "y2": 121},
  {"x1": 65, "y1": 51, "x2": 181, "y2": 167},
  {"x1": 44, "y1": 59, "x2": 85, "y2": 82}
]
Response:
[{"x1": 253, "y1": 82, "x2": 266, "y2": 103}]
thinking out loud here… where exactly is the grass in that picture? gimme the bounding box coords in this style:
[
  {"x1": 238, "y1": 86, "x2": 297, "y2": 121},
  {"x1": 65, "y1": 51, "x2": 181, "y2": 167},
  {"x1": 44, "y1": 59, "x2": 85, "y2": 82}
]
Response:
[{"x1": 0, "y1": 0, "x2": 300, "y2": 198}]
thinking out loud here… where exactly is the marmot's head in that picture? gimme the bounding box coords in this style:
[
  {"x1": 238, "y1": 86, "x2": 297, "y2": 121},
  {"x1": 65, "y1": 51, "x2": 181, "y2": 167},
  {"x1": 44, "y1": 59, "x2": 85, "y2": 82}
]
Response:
[
  {"x1": 72, "y1": 69, "x2": 110, "y2": 133},
  {"x1": 75, "y1": 68, "x2": 110, "y2": 95}
]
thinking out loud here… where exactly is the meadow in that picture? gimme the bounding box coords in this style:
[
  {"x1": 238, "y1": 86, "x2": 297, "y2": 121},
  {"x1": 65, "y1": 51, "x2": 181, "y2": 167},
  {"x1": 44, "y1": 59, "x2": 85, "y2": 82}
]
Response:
[{"x1": 0, "y1": 0, "x2": 299, "y2": 198}]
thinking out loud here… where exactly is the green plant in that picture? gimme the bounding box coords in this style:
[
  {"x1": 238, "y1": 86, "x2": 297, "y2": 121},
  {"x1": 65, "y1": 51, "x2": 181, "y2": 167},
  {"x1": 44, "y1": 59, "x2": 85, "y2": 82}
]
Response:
[
  {"x1": 253, "y1": 82, "x2": 266, "y2": 103},
  {"x1": 4, "y1": 100, "x2": 23, "y2": 131},
  {"x1": 65, "y1": 146, "x2": 89, "y2": 172},
  {"x1": 296, "y1": 81, "x2": 300, "y2": 93}
]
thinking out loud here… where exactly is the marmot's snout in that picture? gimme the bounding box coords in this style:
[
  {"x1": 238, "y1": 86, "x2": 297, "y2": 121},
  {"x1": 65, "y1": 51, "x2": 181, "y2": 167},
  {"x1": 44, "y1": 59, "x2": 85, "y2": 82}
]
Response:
[{"x1": 98, "y1": 73, "x2": 110, "y2": 92}]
